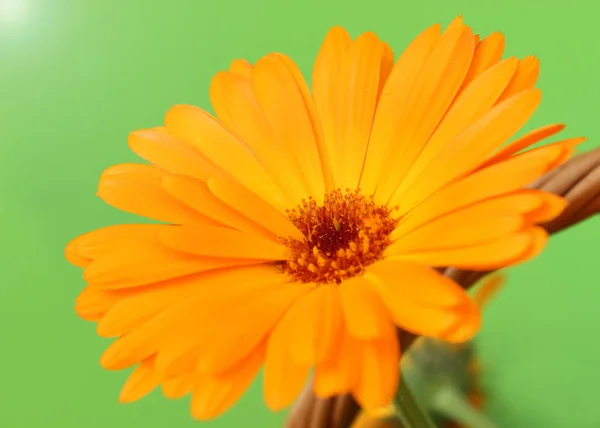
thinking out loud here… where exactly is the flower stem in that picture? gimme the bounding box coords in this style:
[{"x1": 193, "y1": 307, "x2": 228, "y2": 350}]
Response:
[
  {"x1": 394, "y1": 375, "x2": 437, "y2": 428},
  {"x1": 431, "y1": 384, "x2": 497, "y2": 428}
]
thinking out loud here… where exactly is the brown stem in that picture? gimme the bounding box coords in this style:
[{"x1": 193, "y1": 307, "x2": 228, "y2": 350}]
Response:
[{"x1": 285, "y1": 148, "x2": 600, "y2": 428}]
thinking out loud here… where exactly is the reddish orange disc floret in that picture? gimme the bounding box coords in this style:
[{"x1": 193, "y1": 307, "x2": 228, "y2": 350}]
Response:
[{"x1": 280, "y1": 189, "x2": 398, "y2": 284}]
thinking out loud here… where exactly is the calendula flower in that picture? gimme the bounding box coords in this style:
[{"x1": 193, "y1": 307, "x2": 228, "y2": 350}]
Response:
[{"x1": 66, "y1": 16, "x2": 583, "y2": 420}]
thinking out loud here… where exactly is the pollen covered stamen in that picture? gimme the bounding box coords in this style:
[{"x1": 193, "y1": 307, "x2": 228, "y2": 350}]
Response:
[{"x1": 280, "y1": 189, "x2": 397, "y2": 284}]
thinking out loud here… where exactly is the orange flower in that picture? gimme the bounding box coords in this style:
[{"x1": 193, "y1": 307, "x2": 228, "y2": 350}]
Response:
[{"x1": 65, "y1": 17, "x2": 583, "y2": 420}]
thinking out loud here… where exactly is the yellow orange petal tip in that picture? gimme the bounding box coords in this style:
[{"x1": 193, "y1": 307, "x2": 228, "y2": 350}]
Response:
[
  {"x1": 228, "y1": 59, "x2": 253, "y2": 77},
  {"x1": 325, "y1": 25, "x2": 350, "y2": 37},
  {"x1": 473, "y1": 273, "x2": 507, "y2": 308},
  {"x1": 446, "y1": 15, "x2": 466, "y2": 32},
  {"x1": 355, "y1": 31, "x2": 381, "y2": 44}
]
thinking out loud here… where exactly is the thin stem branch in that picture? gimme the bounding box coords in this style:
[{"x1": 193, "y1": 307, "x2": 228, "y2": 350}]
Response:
[{"x1": 394, "y1": 375, "x2": 436, "y2": 428}]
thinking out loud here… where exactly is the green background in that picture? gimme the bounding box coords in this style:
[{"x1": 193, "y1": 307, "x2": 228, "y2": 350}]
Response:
[{"x1": 1, "y1": 0, "x2": 598, "y2": 427}]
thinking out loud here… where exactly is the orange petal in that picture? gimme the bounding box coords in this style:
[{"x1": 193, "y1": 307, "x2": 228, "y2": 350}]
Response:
[
  {"x1": 335, "y1": 32, "x2": 385, "y2": 189},
  {"x1": 209, "y1": 70, "x2": 310, "y2": 203},
  {"x1": 364, "y1": 266, "x2": 467, "y2": 337},
  {"x1": 313, "y1": 327, "x2": 361, "y2": 398},
  {"x1": 75, "y1": 286, "x2": 127, "y2": 321},
  {"x1": 314, "y1": 284, "x2": 344, "y2": 363},
  {"x1": 497, "y1": 56, "x2": 540, "y2": 103},
  {"x1": 367, "y1": 260, "x2": 469, "y2": 308},
  {"x1": 66, "y1": 224, "x2": 163, "y2": 261},
  {"x1": 283, "y1": 287, "x2": 326, "y2": 365},
  {"x1": 445, "y1": 15, "x2": 465, "y2": 33},
  {"x1": 374, "y1": 24, "x2": 475, "y2": 204},
  {"x1": 389, "y1": 57, "x2": 518, "y2": 204},
  {"x1": 65, "y1": 240, "x2": 91, "y2": 267},
  {"x1": 527, "y1": 191, "x2": 567, "y2": 223},
  {"x1": 466, "y1": 191, "x2": 544, "y2": 217},
  {"x1": 100, "y1": 163, "x2": 165, "y2": 179},
  {"x1": 263, "y1": 303, "x2": 312, "y2": 411},
  {"x1": 473, "y1": 274, "x2": 506, "y2": 308},
  {"x1": 164, "y1": 105, "x2": 288, "y2": 212},
  {"x1": 84, "y1": 237, "x2": 262, "y2": 288},
  {"x1": 162, "y1": 174, "x2": 273, "y2": 240},
  {"x1": 154, "y1": 339, "x2": 202, "y2": 379},
  {"x1": 487, "y1": 135, "x2": 584, "y2": 170},
  {"x1": 156, "y1": 225, "x2": 287, "y2": 260},
  {"x1": 119, "y1": 356, "x2": 161, "y2": 403},
  {"x1": 398, "y1": 88, "x2": 542, "y2": 214},
  {"x1": 481, "y1": 124, "x2": 566, "y2": 166},
  {"x1": 390, "y1": 190, "x2": 549, "y2": 252},
  {"x1": 312, "y1": 26, "x2": 352, "y2": 187},
  {"x1": 97, "y1": 164, "x2": 213, "y2": 226},
  {"x1": 494, "y1": 124, "x2": 569, "y2": 161},
  {"x1": 66, "y1": 254, "x2": 91, "y2": 267},
  {"x1": 207, "y1": 177, "x2": 304, "y2": 241},
  {"x1": 228, "y1": 59, "x2": 252, "y2": 78},
  {"x1": 191, "y1": 341, "x2": 265, "y2": 420},
  {"x1": 209, "y1": 70, "x2": 250, "y2": 135},
  {"x1": 252, "y1": 54, "x2": 326, "y2": 200},
  {"x1": 268, "y1": 53, "x2": 335, "y2": 192},
  {"x1": 162, "y1": 374, "x2": 194, "y2": 399},
  {"x1": 101, "y1": 265, "x2": 285, "y2": 371},
  {"x1": 352, "y1": 334, "x2": 399, "y2": 411},
  {"x1": 521, "y1": 138, "x2": 581, "y2": 172},
  {"x1": 377, "y1": 41, "x2": 395, "y2": 103},
  {"x1": 340, "y1": 276, "x2": 393, "y2": 339},
  {"x1": 439, "y1": 297, "x2": 482, "y2": 343},
  {"x1": 96, "y1": 273, "x2": 210, "y2": 338},
  {"x1": 360, "y1": 23, "x2": 441, "y2": 196},
  {"x1": 391, "y1": 231, "x2": 536, "y2": 270},
  {"x1": 517, "y1": 226, "x2": 548, "y2": 264},
  {"x1": 196, "y1": 282, "x2": 314, "y2": 374},
  {"x1": 102, "y1": 335, "x2": 159, "y2": 373},
  {"x1": 389, "y1": 212, "x2": 524, "y2": 255},
  {"x1": 459, "y1": 32, "x2": 505, "y2": 91},
  {"x1": 152, "y1": 281, "x2": 287, "y2": 378},
  {"x1": 128, "y1": 129, "x2": 226, "y2": 181},
  {"x1": 394, "y1": 142, "x2": 568, "y2": 233},
  {"x1": 152, "y1": 284, "x2": 321, "y2": 374}
]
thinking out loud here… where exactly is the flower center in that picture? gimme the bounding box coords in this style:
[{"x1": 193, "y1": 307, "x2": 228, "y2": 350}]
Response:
[{"x1": 280, "y1": 189, "x2": 397, "y2": 284}]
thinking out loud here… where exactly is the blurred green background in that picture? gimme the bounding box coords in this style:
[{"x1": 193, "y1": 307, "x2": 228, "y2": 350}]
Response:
[{"x1": 1, "y1": 0, "x2": 599, "y2": 427}]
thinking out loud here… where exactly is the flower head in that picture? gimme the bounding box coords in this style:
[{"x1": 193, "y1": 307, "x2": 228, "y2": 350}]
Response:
[{"x1": 66, "y1": 16, "x2": 582, "y2": 420}]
